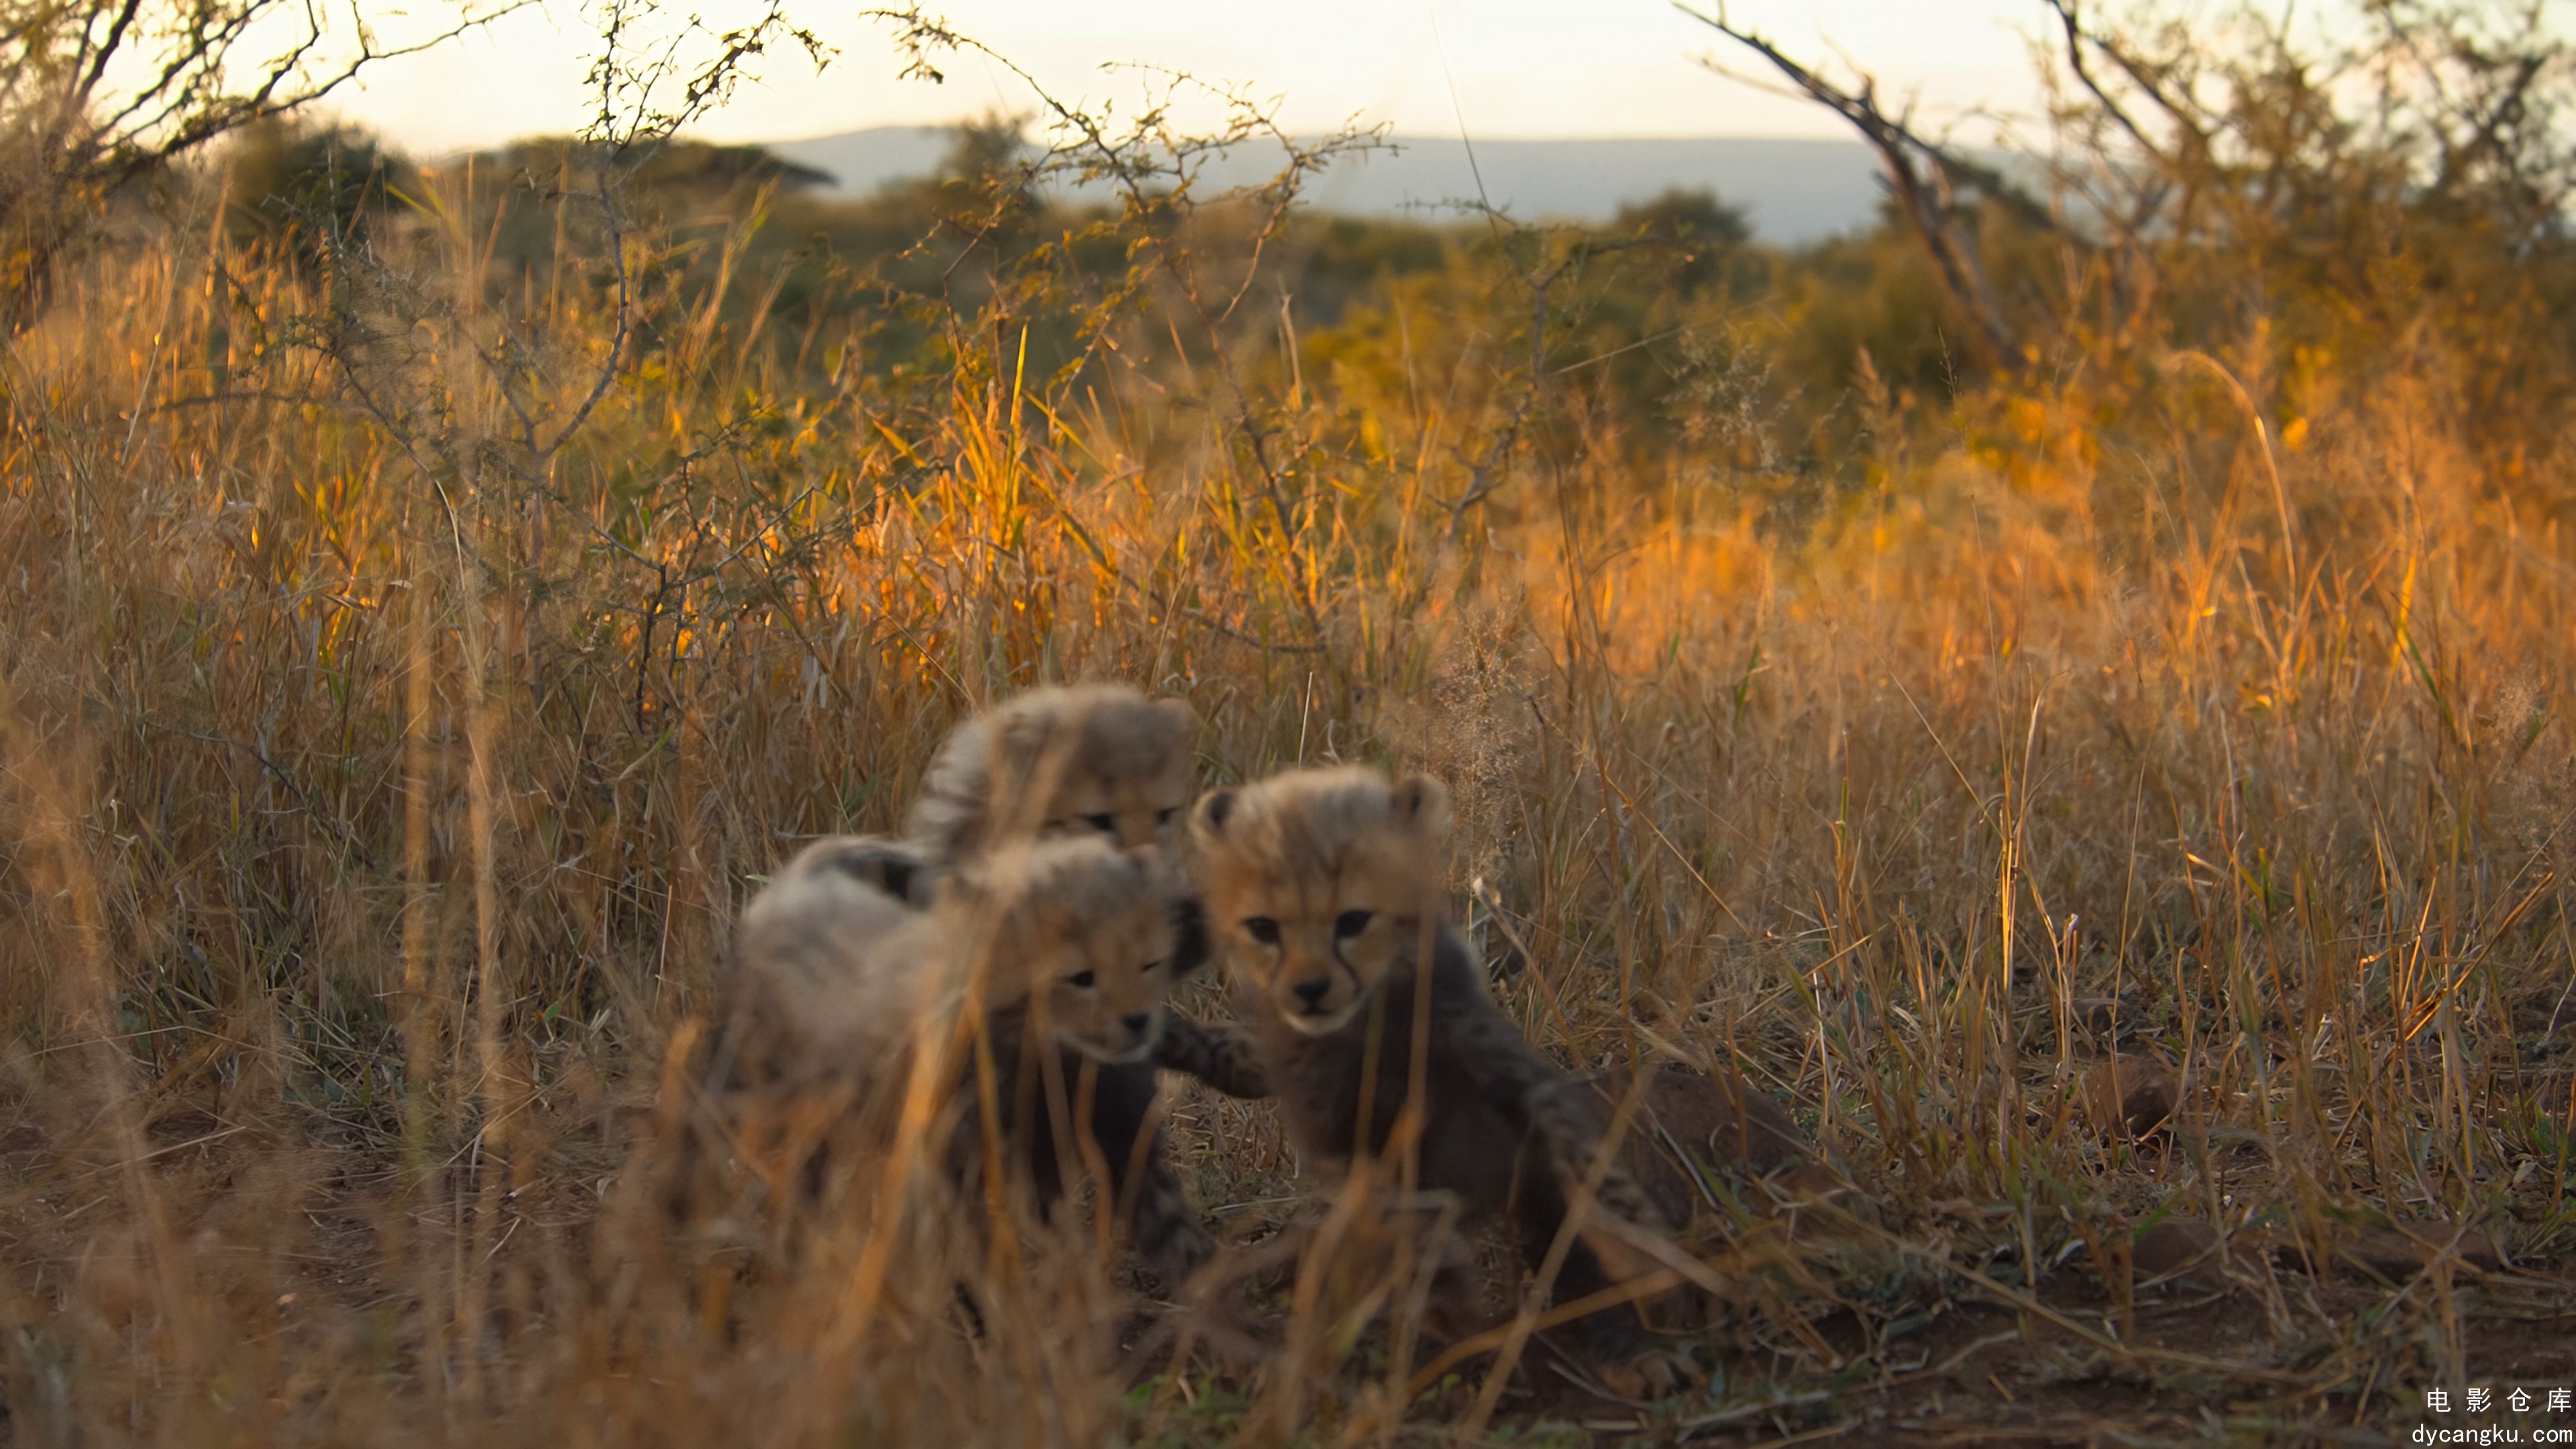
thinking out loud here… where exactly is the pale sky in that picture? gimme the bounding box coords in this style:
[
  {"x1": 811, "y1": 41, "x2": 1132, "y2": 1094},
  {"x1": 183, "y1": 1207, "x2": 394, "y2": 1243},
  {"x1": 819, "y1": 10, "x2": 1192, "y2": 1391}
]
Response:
[{"x1": 321, "y1": 1, "x2": 2045, "y2": 153}]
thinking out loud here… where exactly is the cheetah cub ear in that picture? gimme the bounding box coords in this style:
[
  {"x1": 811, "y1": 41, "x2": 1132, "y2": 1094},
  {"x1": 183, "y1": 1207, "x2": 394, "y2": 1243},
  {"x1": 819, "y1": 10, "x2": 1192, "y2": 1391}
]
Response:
[
  {"x1": 1191, "y1": 787, "x2": 1239, "y2": 843},
  {"x1": 1389, "y1": 773, "x2": 1452, "y2": 844}
]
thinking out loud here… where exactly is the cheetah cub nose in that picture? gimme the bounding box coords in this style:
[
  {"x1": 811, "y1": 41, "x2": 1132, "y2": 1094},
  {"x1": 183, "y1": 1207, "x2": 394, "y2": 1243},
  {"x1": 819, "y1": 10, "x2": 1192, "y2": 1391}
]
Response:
[
  {"x1": 1121, "y1": 1010, "x2": 1155, "y2": 1033},
  {"x1": 1291, "y1": 977, "x2": 1333, "y2": 1008}
]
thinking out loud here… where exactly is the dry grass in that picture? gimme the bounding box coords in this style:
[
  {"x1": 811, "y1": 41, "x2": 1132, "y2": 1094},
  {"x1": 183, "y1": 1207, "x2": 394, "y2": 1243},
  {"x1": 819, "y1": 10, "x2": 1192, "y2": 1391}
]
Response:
[{"x1": 1, "y1": 133, "x2": 2573, "y2": 1447}]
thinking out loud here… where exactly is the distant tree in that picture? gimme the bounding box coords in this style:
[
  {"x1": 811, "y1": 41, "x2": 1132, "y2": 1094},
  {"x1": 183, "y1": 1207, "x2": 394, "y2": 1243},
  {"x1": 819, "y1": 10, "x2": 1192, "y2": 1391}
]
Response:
[
  {"x1": 622, "y1": 141, "x2": 835, "y2": 195},
  {"x1": 1615, "y1": 187, "x2": 1750, "y2": 292},
  {"x1": 222, "y1": 119, "x2": 415, "y2": 267},
  {"x1": 924, "y1": 114, "x2": 1042, "y2": 251},
  {"x1": 0, "y1": 0, "x2": 525, "y2": 322},
  {"x1": 1680, "y1": 0, "x2": 2576, "y2": 376},
  {"x1": 935, "y1": 115, "x2": 1032, "y2": 188}
]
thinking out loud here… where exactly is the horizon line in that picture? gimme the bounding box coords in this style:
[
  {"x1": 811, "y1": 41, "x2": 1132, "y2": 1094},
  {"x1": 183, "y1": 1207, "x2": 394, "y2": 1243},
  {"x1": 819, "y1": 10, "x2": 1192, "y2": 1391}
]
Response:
[{"x1": 764, "y1": 123, "x2": 1870, "y2": 147}]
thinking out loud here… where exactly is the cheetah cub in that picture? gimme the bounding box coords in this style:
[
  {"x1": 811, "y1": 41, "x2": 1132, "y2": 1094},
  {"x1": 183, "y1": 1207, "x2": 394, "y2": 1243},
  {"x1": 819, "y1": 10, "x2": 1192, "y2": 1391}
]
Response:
[
  {"x1": 909, "y1": 682, "x2": 1198, "y2": 860},
  {"x1": 722, "y1": 834, "x2": 941, "y2": 1084},
  {"x1": 1190, "y1": 765, "x2": 1687, "y2": 1391},
  {"x1": 659, "y1": 834, "x2": 936, "y2": 1291},
  {"x1": 718, "y1": 831, "x2": 1216, "y2": 1287},
  {"x1": 925, "y1": 837, "x2": 1219, "y2": 1287},
  {"x1": 904, "y1": 682, "x2": 1266, "y2": 1100}
]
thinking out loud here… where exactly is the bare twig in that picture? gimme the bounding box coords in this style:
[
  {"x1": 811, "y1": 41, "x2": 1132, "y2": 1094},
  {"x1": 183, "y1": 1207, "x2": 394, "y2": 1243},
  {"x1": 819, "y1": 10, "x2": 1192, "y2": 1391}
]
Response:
[{"x1": 1676, "y1": 3, "x2": 2045, "y2": 364}]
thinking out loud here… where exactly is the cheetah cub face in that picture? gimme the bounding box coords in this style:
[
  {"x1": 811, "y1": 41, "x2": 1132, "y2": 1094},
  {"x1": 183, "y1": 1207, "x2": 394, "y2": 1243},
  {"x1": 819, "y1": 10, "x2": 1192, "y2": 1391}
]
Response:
[
  {"x1": 951, "y1": 837, "x2": 1185, "y2": 1063},
  {"x1": 912, "y1": 684, "x2": 1197, "y2": 861},
  {"x1": 1188, "y1": 766, "x2": 1453, "y2": 1036}
]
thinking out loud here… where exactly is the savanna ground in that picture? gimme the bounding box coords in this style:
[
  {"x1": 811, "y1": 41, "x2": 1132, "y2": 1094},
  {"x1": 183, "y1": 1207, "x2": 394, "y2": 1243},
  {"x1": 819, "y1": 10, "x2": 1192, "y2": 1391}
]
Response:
[{"x1": 3, "y1": 3, "x2": 2575, "y2": 1444}]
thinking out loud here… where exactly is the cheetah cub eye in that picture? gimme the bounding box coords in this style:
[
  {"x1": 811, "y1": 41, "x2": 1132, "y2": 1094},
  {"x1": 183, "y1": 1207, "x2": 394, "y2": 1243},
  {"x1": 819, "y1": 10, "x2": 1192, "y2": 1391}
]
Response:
[
  {"x1": 1334, "y1": 910, "x2": 1374, "y2": 938},
  {"x1": 1242, "y1": 916, "x2": 1281, "y2": 945},
  {"x1": 1079, "y1": 813, "x2": 1117, "y2": 835},
  {"x1": 1065, "y1": 968, "x2": 1097, "y2": 988}
]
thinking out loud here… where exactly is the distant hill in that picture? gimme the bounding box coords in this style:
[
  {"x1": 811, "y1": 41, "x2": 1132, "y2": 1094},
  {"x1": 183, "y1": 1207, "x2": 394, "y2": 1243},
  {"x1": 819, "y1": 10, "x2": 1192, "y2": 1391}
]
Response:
[{"x1": 765, "y1": 127, "x2": 1888, "y2": 245}]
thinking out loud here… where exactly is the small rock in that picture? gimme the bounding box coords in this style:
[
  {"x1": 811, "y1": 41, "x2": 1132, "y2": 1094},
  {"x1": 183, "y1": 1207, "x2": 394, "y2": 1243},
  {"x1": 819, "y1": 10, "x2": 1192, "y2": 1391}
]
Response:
[
  {"x1": 2132, "y1": 1216, "x2": 2222, "y2": 1286},
  {"x1": 2341, "y1": 1226, "x2": 2503, "y2": 1279},
  {"x1": 2084, "y1": 1053, "x2": 2178, "y2": 1138},
  {"x1": 2270, "y1": 1223, "x2": 2504, "y2": 1279},
  {"x1": 1578, "y1": 1064, "x2": 1811, "y2": 1225}
]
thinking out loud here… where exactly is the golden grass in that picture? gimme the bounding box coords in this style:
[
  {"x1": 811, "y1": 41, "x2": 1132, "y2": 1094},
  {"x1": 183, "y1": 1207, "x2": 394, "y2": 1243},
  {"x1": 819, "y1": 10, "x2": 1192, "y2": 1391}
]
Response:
[{"x1": 1, "y1": 159, "x2": 2572, "y2": 1445}]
